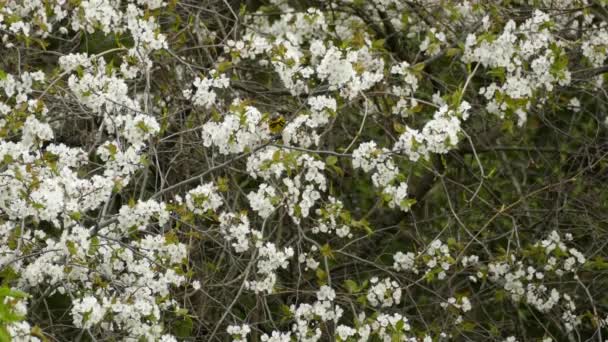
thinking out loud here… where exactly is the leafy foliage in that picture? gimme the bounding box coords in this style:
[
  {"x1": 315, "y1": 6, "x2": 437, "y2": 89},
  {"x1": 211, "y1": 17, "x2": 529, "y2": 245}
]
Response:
[{"x1": 1, "y1": 0, "x2": 608, "y2": 341}]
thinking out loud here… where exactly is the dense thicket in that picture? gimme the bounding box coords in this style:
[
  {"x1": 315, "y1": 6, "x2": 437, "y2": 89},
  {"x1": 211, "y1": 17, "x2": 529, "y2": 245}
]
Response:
[{"x1": 2, "y1": 1, "x2": 608, "y2": 341}]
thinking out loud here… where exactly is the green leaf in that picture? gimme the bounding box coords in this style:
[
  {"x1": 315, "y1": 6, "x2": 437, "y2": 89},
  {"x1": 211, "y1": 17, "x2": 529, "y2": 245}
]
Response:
[
  {"x1": 5, "y1": 289, "x2": 26, "y2": 300},
  {"x1": 371, "y1": 39, "x2": 385, "y2": 50},
  {"x1": 173, "y1": 316, "x2": 193, "y2": 338},
  {"x1": 0, "y1": 304, "x2": 24, "y2": 323},
  {"x1": 239, "y1": 4, "x2": 247, "y2": 17},
  {"x1": 461, "y1": 321, "x2": 476, "y2": 332},
  {"x1": 136, "y1": 121, "x2": 150, "y2": 133},
  {"x1": 399, "y1": 198, "x2": 417, "y2": 210},
  {"x1": 344, "y1": 279, "x2": 358, "y2": 293},
  {"x1": 320, "y1": 244, "x2": 334, "y2": 259},
  {"x1": 0, "y1": 268, "x2": 18, "y2": 285},
  {"x1": 88, "y1": 236, "x2": 100, "y2": 255},
  {"x1": 31, "y1": 325, "x2": 48, "y2": 342},
  {"x1": 351, "y1": 219, "x2": 373, "y2": 235},
  {"x1": 412, "y1": 63, "x2": 426, "y2": 73},
  {"x1": 446, "y1": 47, "x2": 461, "y2": 57},
  {"x1": 393, "y1": 121, "x2": 406, "y2": 134},
  {"x1": 69, "y1": 212, "x2": 81, "y2": 221},
  {"x1": 66, "y1": 240, "x2": 78, "y2": 256},
  {"x1": 316, "y1": 268, "x2": 327, "y2": 285},
  {"x1": 105, "y1": 143, "x2": 118, "y2": 156},
  {"x1": 217, "y1": 177, "x2": 229, "y2": 192},
  {"x1": 0, "y1": 325, "x2": 10, "y2": 342},
  {"x1": 395, "y1": 319, "x2": 404, "y2": 331},
  {"x1": 495, "y1": 289, "x2": 505, "y2": 302},
  {"x1": 272, "y1": 150, "x2": 281, "y2": 162},
  {"x1": 325, "y1": 155, "x2": 338, "y2": 166},
  {"x1": 217, "y1": 61, "x2": 232, "y2": 73}
]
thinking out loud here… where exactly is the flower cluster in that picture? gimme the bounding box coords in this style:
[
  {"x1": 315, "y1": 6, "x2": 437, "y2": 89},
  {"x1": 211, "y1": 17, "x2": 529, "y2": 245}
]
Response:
[
  {"x1": 185, "y1": 183, "x2": 223, "y2": 215},
  {"x1": 2, "y1": 1, "x2": 608, "y2": 341},
  {"x1": 393, "y1": 239, "x2": 467, "y2": 282},
  {"x1": 201, "y1": 102, "x2": 271, "y2": 155},
  {"x1": 183, "y1": 71, "x2": 230, "y2": 109},
  {"x1": 463, "y1": 11, "x2": 571, "y2": 126},
  {"x1": 352, "y1": 141, "x2": 411, "y2": 211},
  {"x1": 366, "y1": 277, "x2": 402, "y2": 308},
  {"x1": 247, "y1": 147, "x2": 327, "y2": 222},
  {"x1": 245, "y1": 242, "x2": 294, "y2": 294}
]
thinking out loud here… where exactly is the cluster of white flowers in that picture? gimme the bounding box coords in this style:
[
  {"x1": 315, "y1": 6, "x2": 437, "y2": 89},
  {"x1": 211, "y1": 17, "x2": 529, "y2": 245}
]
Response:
[
  {"x1": 352, "y1": 141, "x2": 411, "y2": 211},
  {"x1": 419, "y1": 27, "x2": 447, "y2": 56},
  {"x1": 441, "y1": 296, "x2": 472, "y2": 313},
  {"x1": 311, "y1": 197, "x2": 353, "y2": 238},
  {"x1": 272, "y1": 285, "x2": 344, "y2": 341},
  {"x1": 14, "y1": 222, "x2": 188, "y2": 340},
  {"x1": 71, "y1": 0, "x2": 122, "y2": 34},
  {"x1": 3, "y1": 292, "x2": 35, "y2": 342},
  {"x1": 68, "y1": 1, "x2": 167, "y2": 67},
  {"x1": 282, "y1": 96, "x2": 336, "y2": 148},
  {"x1": 183, "y1": 71, "x2": 230, "y2": 109},
  {"x1": 393, "y1": 102, "x2": 471, "y2": 161},
  {"x1": 284, "y1": 155, "x2": 326, "y2": 221},
  {"x1": 257, "y1": 281, "x2": 433, "y2": 341},
  {"x1": 5, "y1": 0, "x2": 96, "y2": 41},
  {"x1": 0, "y1": 71, "x2": 45, "y2": 105},
  {"x1": 581, "y1": 22, "x2": 608, "y2": 68},
  {"x1": 393, "y1": 251, "x2": 416, "y2": 272},
  {"x1": 225, "y1": 7, "x2": 387, "y2": 99},
  {"x1": 226, "y1": 324, "x2": 251, "y2": 342},
  {"x1": 71, "y1": 296, "x2": 106, "y2": 329},
  {"x1": 0, "y1": 2, "x2": 189, "y2": 339},
  {"x1": 245, "y1": 242, "x2": 294, "y2": 294},
  {"x1": 247, "y1": 147, "x2": 327, "y2": 223},
  {"x1": 219, "y1": 212, "x2": 261, "y2": 253},
  {"x1": 246, "y1": 147, "x2": 288, "y2": 179},
  {"x1": 201, "y1": 102, "x2": 271, "y2": 155},
  {"x1": 364, "y1": 312, "x2": 413, "y2": 341},
  {"x1": 463, "y1": 11, "x2": 571, "y2": 126},
  {"x1": 316, "y1": 45, "x2": 385, "y2": 99},
  {"x1": 393, "y1": 239, "x2": 456, "y2": 281},
  {"x1": 366, "y1": 277, "x2": 402, "y2": 308},
  {"x1": 485, "y1": 231, "x2": 588, "y2": 332},
  {"x1": 117, "y1": 199, "x2": 170, "y2": 233},
  {"x1": 247, "y1": 183, "x2": 278, "y2": 219},
  {"x1": 63, "y1": 54, "x2": 160, "y2": 149},
  {"x1": 185, "y1": 182, "x2": 223, "y2": 215},
  {"x1": 124, "y1": 4, "x2": 168, "y2": 66},
  {"x1": 2, "y1": 1, "x2": 608, "y2": 341},
  {"x1": 298, "y1": 245, "x2": 320, "y2": 271},
  {"x1": 390, "y1": 61, "x2": 420, "y2": 116}
]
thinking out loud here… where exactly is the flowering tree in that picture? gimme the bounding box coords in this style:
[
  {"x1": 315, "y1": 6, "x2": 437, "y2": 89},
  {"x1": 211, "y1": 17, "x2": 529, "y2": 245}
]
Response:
[{"x1": 1, "y1": 0, "x2": 608, "y2": 341}]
